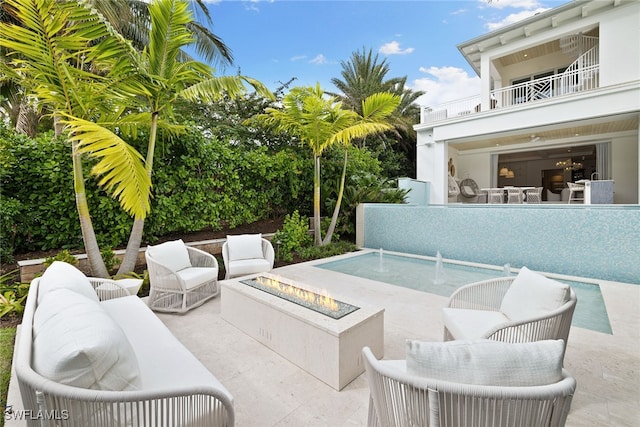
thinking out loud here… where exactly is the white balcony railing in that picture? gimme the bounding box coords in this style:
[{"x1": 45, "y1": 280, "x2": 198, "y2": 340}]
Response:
[{"x1": 421, "y1": 47, "x2": 600, "y2": 124}]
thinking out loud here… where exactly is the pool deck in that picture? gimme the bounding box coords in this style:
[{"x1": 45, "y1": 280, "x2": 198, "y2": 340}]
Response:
[{"x1": 8, "y1": 250, "x2": 640, "y2": 426}]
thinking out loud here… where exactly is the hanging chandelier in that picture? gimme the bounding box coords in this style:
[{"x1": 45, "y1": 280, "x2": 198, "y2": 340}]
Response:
[{"x1": 556, "y1": 159, "x2": 583, "y2": 171}]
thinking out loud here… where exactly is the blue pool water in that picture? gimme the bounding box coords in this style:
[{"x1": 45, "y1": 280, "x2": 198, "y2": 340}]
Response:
[{"x1": 316, "y1": 251, "x2": 612, "y2": 334}]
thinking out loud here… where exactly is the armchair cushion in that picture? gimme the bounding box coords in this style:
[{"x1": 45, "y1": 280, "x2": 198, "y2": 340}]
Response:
[
  {"x1": 227, "y1": 234, "x2": 263, "y2": 261},
  {"x1": 176, "y1": 267, "x2": 219, "y2": 289},
  {"x1": 500, "y1": 267, "x2": 570, "y2": 321},
  {"x1": 406, "y1": 339, "x2": 564, "y2": 386},
  {"x1": 33, "y1": 289, "x2": 142, "y2": 391},
  {"x1": 226, "y1": 258, "x2": 271, "y2": 277},
  {"x1": 441, "y1": 308, "x2": 509, "y2": 340},
  {"x1": 37, "y1": 261, "x2": 99, "y2": 304},
  {"x1": 148, "y1": 239, "x2": 191, "y2": 272}
]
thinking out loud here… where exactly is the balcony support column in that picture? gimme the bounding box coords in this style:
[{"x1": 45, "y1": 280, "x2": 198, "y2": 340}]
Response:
[
  {"x1": 480, "y1": 55, "x2": 493, "y2": 111},
  {"x1": 416, "y1": 129, "x2": 448, "y2": 204}
]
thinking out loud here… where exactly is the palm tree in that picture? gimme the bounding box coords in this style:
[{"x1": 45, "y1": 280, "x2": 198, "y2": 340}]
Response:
[
  {"x1": 0, "y1": 0, "x2": 152, "y2": 276},
  {"x1": 330, "y1": 48, "x2": 424, "y2": 175},
  {"x1": 89, "y1": 0, "x2": 234, "y2": 67},
  {"x1": 259, "y1": 84, "x2": 399, "y2": 246},
  {"x1": 1, "y1": 0, "x2": 234, "y2": 136},
  {"x1": 114, "y1": 0, "x2": 273, "y2": 274}
]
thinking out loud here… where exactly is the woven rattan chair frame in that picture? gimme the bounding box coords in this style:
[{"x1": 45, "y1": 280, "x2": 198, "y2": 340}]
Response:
[
  {"x1": 145, "y1": 245, "x2": 219, "y2": 313},
  {"x1": 222, "y1": 238, "x2": 275, "y2": 279},
  {"x1": 525, "y1": 187, "x2": 543, "y2": 203},
  {"x1": 363, "y1": 347, "x2": 575, "y2": 427},
  {"x1": 443, "y1": 277, "x2": 577, "y2": 361}
]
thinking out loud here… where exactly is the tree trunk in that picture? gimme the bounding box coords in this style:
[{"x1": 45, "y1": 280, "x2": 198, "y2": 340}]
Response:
[
  {"x1": 313, "y1": 154, "x2": 323, "y2": 246},
  {"x1": 322, "y1": 149, "x2": 348, "y2": 246},
  {"x1": 71, "y1": 140, "x2": 109, "y2": 277},
  {"x1": 117, "y1": 112, "x2": 158, "y2": 275},
  {"x1": 116, "y1": 218, "x2": 144, "y2": 275}
]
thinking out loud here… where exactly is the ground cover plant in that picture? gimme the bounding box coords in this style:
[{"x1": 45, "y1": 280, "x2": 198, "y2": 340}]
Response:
[{"x1": 0, "y1": 326, "x2": 16, "y2": 426}]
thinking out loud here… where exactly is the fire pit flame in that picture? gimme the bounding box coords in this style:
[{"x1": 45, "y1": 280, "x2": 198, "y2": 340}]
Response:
[{"x1": 241, "y1": 275, "x2": 359, "y2": 319}]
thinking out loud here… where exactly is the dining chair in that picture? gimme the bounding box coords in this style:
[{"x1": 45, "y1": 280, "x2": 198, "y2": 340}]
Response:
[
  {"x1": 567, "y1": 182, "x2": 585, "y2": 204},
  {"x1": 525, "y1": 187, "x2": 543, "y2": 203},
  {"x1": 486, "y1": 188, "x2": 504, "y2": 204},
  {"x1": 506, "y1": 187, "x2": 523, "y2": 203}
]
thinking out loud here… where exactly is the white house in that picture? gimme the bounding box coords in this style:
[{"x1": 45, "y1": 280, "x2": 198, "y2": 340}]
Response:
[{"x1": 415, "y1": 0, "x2": 639, "y2": 204}]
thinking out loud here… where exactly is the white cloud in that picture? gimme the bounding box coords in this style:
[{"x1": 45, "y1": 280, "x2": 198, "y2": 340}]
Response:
[
  {"x1": 410, "y1": 66, "x2": 481, "y2": 107},
  {"x1": 379, "y1": 41, "x2": 414, "y2": 55},
  {"x1": 309, "y1": 54, "x2": 328, "y2": 65},
  {"x1": 482, "y1": 0, "x2": 541, "y2": 10},
  {"x1": 290, "y1": 55, "x2": 307, "y2": 62},
  {"x1": 486, "y1": 7, "x2": 550, "y2": 30}
]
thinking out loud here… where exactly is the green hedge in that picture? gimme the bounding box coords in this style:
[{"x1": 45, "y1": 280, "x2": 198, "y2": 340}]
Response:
[{"x1": 0, "y1": 126, "x2": 385, "y2": 261}]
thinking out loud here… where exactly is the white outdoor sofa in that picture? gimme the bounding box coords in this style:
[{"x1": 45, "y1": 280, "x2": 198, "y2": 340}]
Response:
[{"x1": 15, "y1": 261, "x2": 234, "y2": 426}]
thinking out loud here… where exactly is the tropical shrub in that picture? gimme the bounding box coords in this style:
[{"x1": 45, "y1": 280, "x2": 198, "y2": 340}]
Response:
[
  {"x1": 327, "y1": 173, "x2": 409, "y2": 237},
  {"x1": 272, "y1": 210, "x2": 312, "y2": 262},
  {"x1": 43, "y1": 250, "x2": 79, "y2": 268},
  {"x1": 0, "y1": 122, "x2": 402, "y2": 260},
  {"x1": 0, "y1": 270, "x2": 28, "y2": 319},
  {"x1": 296, "y1": 240, "x2": 357, "y2": 261}
]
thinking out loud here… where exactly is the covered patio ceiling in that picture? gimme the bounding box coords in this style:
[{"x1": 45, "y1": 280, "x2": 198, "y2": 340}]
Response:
[{"x1": 448, "y1": 113, "x2": 639, "y2": 151}]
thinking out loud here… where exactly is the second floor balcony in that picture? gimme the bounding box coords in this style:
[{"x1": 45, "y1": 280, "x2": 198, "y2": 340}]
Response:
[{"x1": 421, "y1": 46, "x2": 600, "y2": 125}]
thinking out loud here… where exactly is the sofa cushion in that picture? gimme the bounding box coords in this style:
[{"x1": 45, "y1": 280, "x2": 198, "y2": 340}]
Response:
[
  {"x1": 101, "y1": 295, "x2": 232, "y2": 399},
  {"x1": 37, "y1": 261, "x2": 99, "y2": 305},
  {"x1": 442, "y1": 307, "x2": 509, "y2": 340},
  {"x1": 227, "y1": 234, "x2": 263, "y2": 261},
  {"x1": 500, "y1": 267, "x2": 570, "y2": 321},
  {"x1": 33, "y1": 289, "x2": 141, "y2": 391},
  {"x1": 148, "y1": 239, "x2": 191, "y2": 272},
  {"x1": 406, "y1": 339, "x2": 564, "y2": 386},
  {"x1": 176, "y1": 267, "x2": 218, "y2": 289}
]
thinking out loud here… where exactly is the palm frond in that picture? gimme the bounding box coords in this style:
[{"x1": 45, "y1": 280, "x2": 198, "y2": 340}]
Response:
[
  {"x1": 64, "y1": 117, "x2": 152, "y2": 220},
  {"x1": 180, "y1": 74, "x2": 273, "y2": 103},
  {"x1": 148, "y1": 0, "x2": 196, "y2": 78}
]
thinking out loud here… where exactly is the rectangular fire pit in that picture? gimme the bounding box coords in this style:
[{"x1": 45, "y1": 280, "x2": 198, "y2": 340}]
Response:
[{"x1": 221, "y1": 273, "x2": 384, "y2": 390}]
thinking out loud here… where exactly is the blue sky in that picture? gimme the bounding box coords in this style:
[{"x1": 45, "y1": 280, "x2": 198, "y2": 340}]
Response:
[{"x1": 202, "y1": 0, "x2": 567, "y2": 107}]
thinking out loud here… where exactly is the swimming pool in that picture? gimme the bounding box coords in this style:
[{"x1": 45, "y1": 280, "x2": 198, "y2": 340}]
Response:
[{"x1": 316, "y1": 251, "x2": 612, "y2": 334}]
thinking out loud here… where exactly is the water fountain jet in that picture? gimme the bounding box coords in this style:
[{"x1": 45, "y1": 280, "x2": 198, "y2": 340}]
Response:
[
  {"x1": 377, "y1": 248, "x2": 388, "y2": 272},
  {"x1": 433, "y1": 251, "x2": 445, "y2": 285}
]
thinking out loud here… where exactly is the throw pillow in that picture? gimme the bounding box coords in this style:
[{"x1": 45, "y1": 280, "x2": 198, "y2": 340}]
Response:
[
  {"x1": 406, "y1": 339, "x2": 564, "y2": 387},
  {"x1": 148, "y1": 239, "x2": 191, "y2": 272},
  {"x1": 33, "y1": 289, "x2": 142, "y2": 391},
  {"x1": 500, "y1": 267, "x2": 570, "y2": 321},
  {"x1": 227, "y1": 234, "x2": 263, "y2": 261},
  {"x1": 37, "y1": 261, "x2": 99, "y2": 304}
]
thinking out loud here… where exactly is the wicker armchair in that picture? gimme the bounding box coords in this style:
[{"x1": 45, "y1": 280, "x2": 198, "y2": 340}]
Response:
[
  {"x1": 362, "y1": 346, "x2": 576, "y2": 427},
  {"x1": 145, "y1": 239, "x2": 219, "y2": 313},
  {"x1": 222, "y1": 235, "x2": 274, "y2": 279},
  {"x1": 442, "y1": 269, "x2": 576, "y2": 360}
]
